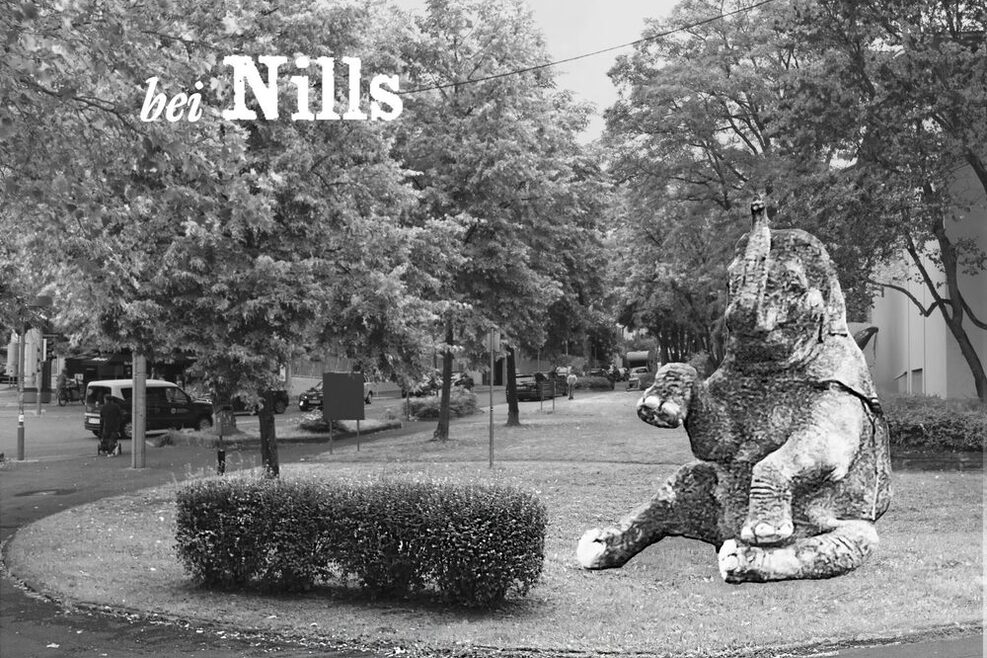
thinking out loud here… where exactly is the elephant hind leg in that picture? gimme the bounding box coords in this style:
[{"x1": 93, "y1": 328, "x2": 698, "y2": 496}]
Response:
[
  {"x1": 718, "y1": 519, "x2": 878, "y2": 583},
  {"x1": 578, "y1": 461, "x2": 721, "y2": 570}
]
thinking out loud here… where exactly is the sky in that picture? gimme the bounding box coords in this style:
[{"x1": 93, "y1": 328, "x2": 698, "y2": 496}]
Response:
[{"x1": 392, "y1": 0, "x2": 682, "y2": 138}]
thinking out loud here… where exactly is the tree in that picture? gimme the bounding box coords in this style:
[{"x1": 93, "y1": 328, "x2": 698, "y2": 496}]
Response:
[
  {"x1": 396, "y1": 0, "x2": 603, "y2": 433},
  {"x1": 1, "y1": 0, "x2": 431, "y2": 475},
  {"x1": 789, "y1": 0, "x2": 987, "y2": 401},
  {"x1": 605, "y1": 0, "x2": 985, "y2": 398}
]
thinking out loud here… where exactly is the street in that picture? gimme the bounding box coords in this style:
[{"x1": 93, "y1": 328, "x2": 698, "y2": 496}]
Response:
[{"x1": 0, "y1": 386, "x2": 464, "y2": 463}]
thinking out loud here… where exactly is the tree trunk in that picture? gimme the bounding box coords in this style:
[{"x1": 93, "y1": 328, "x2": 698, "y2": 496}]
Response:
[
  {"x1": 943, "y1": 312, "x2": 987, "y2": 402},
  {"x1": 506, "y1": 346, "x2": 520, "y2": 426},
  {"x1": 932, "y1": 222, "x2": 987, "y2": 403},
  {"x1": 433, "y1": 320, "x2": 455, "y2": 441},
  {"x1": 258, "y1": 389, "x2": 279, "y2": 478},
  {"x1": 903, "y1": 216, "x2": 987, "y2": 403}
]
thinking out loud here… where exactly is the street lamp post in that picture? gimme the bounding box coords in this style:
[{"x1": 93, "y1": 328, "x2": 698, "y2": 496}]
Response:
[{"x1": 16, "y1": 329, "x2": 25, "y2": 460}]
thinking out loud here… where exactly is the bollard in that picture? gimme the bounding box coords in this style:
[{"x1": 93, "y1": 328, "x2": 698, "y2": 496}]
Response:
[{"x1": 16, "y1": 413, "x2": 24, "y2": 460}]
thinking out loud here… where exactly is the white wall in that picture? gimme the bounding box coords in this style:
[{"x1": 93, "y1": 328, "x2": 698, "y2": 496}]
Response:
[{"x1": 868, "y1": 161, "x2": 986, "y2": 400}]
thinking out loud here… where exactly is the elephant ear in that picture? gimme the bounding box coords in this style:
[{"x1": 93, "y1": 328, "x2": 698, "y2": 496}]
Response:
[
  {"x1": 808, "y1": 256, "x2": 882, "y2": 414},
  {"x1": 781, "y1": 229, "x2": 882, "y2": 413}
]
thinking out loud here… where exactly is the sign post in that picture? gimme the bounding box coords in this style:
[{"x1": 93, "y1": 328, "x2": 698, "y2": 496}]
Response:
[
  {"x1": 488, "y1": 330, "x2": 500, "y2": 469},
  {"x1": 322, "y1": 372, "x2": 365, "y2": 456}
]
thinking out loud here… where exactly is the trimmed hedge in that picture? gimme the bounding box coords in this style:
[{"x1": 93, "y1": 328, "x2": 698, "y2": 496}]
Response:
[
  {"x1": 406, "y1": 387, "x2": 478, "y2": 419},
  {"x1": 883, "y1": 394, "x2": 986, "y2": 452},
  {"x1": 175, "y1": 476, "x2": 547, "y2": 607}
]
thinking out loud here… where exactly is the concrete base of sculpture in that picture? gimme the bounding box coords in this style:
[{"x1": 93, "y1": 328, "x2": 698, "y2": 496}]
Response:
[{"x1": 578, "y1": 201, "x2": 892, "y2": 583}]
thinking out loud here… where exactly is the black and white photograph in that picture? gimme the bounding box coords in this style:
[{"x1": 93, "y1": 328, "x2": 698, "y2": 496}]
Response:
[{"x1": 1, "y1": 1, "x2": 984, "y2": 656}]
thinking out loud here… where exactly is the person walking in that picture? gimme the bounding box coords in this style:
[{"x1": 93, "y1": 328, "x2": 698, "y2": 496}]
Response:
[
  {"x1": 566, "y1": 371, "x2": 578, "y2": 400},
  {"x1": 99, "y1": 394, "x2": 123, "y2": 456},
  {"x1": 55, "y1": 368, "x2": 68, "y2": 404}
]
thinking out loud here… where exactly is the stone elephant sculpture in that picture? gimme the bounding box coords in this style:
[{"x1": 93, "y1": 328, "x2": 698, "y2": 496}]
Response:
[{"x1": 577, "y1": 200, "x2": 892, "y2": 583}]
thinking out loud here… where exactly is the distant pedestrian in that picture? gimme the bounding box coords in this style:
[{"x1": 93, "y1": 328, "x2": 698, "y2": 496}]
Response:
[
  {"x1": 99, "y1": 394, "x2": 123, "y2": 456},
  {"x1": 566, "y1": 371, "x2": 577, "y2": 400},
  {"x1": 55, "y1": 368, "x2": 68, "y2": 402}
]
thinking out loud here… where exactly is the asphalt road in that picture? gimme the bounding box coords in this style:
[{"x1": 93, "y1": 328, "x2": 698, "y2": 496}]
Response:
[{"x1": 1, "y1": 390, "x2": 982, "y2": 658}]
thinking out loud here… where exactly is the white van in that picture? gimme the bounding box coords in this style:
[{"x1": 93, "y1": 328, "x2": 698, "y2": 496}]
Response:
[{"x1": 84, "y1": 379, "x2": 213, "y2": 438}]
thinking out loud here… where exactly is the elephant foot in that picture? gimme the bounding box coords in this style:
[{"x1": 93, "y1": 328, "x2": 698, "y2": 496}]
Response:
[
  {"x1": 577, "y1": 528, "x2": 610, "y2": 569},
  {"x1": 740, "y1": 518, "x2": 794, "y2": 546},
  {"x1": 718, "y1": 538, "x2": 800, "y2": 583}
]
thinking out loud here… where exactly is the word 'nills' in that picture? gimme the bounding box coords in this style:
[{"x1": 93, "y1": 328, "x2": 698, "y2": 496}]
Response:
[{"x1": 141, "y1": 56, "x2": 403, "y2": 123}]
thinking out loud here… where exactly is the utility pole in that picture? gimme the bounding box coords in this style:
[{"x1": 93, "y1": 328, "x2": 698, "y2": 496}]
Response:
[
  {"x1": 131, "y1": 352, "x2": 147, "y2": 468},
  {"x1": 16, "y1": 329, "x2": 25, "y2": 460}
]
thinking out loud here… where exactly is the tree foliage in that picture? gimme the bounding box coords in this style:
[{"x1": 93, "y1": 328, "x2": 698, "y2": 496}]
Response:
[
  {"x1": 396, "y1": 0, "x2": 608, "y2": 432},
  {"x1": 606, "y1": 0, "x2": 985, "y2": 398},
  {"x1": 2, "y1": 0, "x2": 441, "y2": 472}
]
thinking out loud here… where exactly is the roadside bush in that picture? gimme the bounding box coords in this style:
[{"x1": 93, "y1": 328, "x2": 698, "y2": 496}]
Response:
[
  {"x1": 298, "y1": 412, "x2": 344, "y2": 433},
  {"x1": 883, "y1": 394, "x2": 986, "y2": 451},
  {"x1": 175, "y1": 476, "x2": 547, "y2": 607},
  {"x1": 406, "y1": 387, "x2": 478, "y2": 419},
  {"x1": 576, "y1": 375, "x2": 614, "y2": 391}
]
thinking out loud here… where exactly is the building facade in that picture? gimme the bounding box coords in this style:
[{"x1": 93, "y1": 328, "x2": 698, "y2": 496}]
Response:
[{"x1": 867, "y1": 161, "x2": 986, "y2": 400}]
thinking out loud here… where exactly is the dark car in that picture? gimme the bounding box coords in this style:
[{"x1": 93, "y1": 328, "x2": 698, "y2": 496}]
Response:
[
  {"x1": 298, "y1": 379, "x2": 375, "y2": 411},
  {"x1": 402, "y1": 371, "x2": 441, "y2": 398},
  {"x1": 515, "y1": 373, "x2": 560, "y2": 401},
  {"x1": 232, "y1": 390, "x2": 289, "y2": 415},
  {"x1": 196, "y1": 390, "x2": 289, "y2": 414},
  {"x1": 451, "y1": 372, "x2": 475, "y2": 390}
]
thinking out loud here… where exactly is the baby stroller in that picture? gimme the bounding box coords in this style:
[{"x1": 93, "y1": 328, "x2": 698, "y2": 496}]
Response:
[{"x1": 98, "y1": 431, "x2": 123, "y2": 456}]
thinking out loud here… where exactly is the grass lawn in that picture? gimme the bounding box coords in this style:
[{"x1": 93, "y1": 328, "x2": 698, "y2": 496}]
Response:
[{"x1": 5, "y1": 390, "x2": 983, "y2": 657}]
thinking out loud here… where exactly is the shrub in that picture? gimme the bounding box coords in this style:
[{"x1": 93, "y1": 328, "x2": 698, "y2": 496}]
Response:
[
  {"x1": 576, "y1": 376, "x2": 614, "y2": 391},
  {"x1": 298, "y1": 411, "x2": 343, "y2": 433},
  {"x1": 883, "y1": 394, "x2": 986, "y2": 452},
  {"x1": 406, "y1": 387, "x2": 478, "y2": 419},
  {"x1": 175, "y1": 476, "x2": 547, "y2": 607}
]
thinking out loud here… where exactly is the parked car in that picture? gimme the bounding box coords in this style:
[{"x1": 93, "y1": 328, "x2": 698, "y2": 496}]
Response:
[
  {"x1": 451, "y1": 372, "x2": 475, "y2": 390},
  {"x1": 402, "y1": 370, "x2": 441, "y2": 397},
  {"x1": 194, "y1": 390, "x2": 289, "y2": 414},
  {"x1": 515, "y1": 374, "x2": 540, "y2": 401},
  {"x1": 298, "y1": 377, "x2": 376, "y2": 411},
  {"x1": 233, "y1": 390, "x2": 289, "y2": 414},
  {"x1": 515, "y1": 372, "x2": 561, "y2": 401},
  {"x1": 626, "y1": 366, "x2": 652, "y2": 390},
  {"x1": 84, "y1": 379, "x2": 213, "y2": 439}
]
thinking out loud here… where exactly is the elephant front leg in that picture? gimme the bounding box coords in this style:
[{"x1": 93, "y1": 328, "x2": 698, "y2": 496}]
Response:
[
  {"x1": 741, "y1": 393, "x2": 865, "y2": 546},
  {"x1": 719, "y1": 519, "x2": 878, "y2": 582},
  {"x1": 578, "y1": 461, "x2": 720, "y2": 569}
]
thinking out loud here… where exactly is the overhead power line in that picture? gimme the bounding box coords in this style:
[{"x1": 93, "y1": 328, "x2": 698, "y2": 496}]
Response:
[{"x1": 398, "y1": 0, "x2": 779, "y2": 95}]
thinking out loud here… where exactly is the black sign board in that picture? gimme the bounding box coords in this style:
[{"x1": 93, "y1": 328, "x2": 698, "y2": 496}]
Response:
[{"x1": 322, "y1": 372, "x2": 365, "y2": 422}]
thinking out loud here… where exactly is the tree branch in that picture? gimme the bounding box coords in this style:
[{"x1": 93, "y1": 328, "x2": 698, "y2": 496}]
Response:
[{"x1": 867, "y1": 278, "x2": 952, "y2": 317}]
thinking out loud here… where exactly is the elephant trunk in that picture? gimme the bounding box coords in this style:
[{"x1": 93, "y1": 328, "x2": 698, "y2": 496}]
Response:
[{"x1": 733, "y1": 198, "x2": 772, "y2": 330}]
